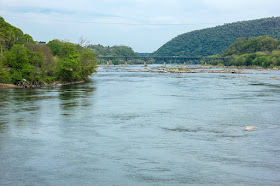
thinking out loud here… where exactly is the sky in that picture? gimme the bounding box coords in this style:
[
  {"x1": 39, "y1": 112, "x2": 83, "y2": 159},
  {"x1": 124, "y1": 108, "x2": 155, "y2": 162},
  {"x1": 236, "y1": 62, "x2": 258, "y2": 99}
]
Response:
[{"x1": 0, "y1": 0, "x2": 280, "y2": 53}]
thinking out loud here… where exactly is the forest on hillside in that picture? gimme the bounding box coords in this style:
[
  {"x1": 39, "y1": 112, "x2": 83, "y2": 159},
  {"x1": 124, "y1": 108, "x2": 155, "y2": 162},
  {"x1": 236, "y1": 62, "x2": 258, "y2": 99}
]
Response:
[
  {"x1": 88, "y1": 44, "x2": 146, "y2": 65},
  {"x1": 205, "y1": 36, "x2": 280, "y2": 68},
  {"x1": 0, "y1": 17, "x2": 97, "y2": 87},
  {"x1": 153, "y1": 17, "x2": 280, "y2": 57}
]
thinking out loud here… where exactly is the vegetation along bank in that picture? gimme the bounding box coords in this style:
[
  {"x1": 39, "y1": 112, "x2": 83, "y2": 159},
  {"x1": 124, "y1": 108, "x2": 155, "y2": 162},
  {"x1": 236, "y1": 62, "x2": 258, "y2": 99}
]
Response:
[
  {"x1": 204, "y1": 35, "x2": 280, "y2": 68},
  {"x1": 0, "y1": 17, "x2": 97, "y2": 88}
]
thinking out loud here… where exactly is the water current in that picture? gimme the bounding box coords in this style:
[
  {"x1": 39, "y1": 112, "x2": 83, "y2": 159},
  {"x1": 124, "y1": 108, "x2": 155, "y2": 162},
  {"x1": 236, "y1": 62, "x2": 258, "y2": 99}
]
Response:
[{"x1": 1, "y1": 65, "x2": 280, "y2": 185}]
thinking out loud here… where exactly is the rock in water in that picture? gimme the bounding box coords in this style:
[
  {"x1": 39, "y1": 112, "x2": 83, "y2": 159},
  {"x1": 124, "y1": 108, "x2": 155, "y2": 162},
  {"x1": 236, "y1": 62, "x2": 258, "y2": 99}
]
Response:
[{"x1": 244, "y1": 126, "x2": 257, "y2": 131}]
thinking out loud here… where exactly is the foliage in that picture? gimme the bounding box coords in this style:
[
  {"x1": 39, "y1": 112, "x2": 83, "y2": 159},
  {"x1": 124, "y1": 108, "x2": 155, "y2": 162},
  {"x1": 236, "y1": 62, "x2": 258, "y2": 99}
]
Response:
[
  {"x1": 88, "y1": 44, "x2": 140, "y2": 64},
  {"x1": 136, "y1": 53, "x2": 151, "y2": 57},
  {"x1": 47, "y1": 40, "x2": 78, "y2": 58},
  {"x1": 224, "y1": 36, "x2": 280, "y2": 56},
  {"x1": 153, "y1": 16, "x2": 280, "y2": 57},
  {"x1": 225, "y1": 52, "x2": 280, "y2": 68},
  {"x1": 0, "y1": 17, "x2": 97, "y2": 86},
  {"x1": 88, "y1": 44, "x2": 137, "y2": 57},
  {"x1": 0, "y1": 17, "x2": 34, "y2": 52},
  {"x1": 0, "y1": 54, "x2": 10, "y2": 83},
  {"x1": 47, "y1": 40, "x2": 97, "y2": 81},
  {"x1": 204, "y1": 36, "x2": 280, "y2": 68},
  {"x1": 46, "y1": 39, "x2": 63, "y2": 56},
  {"x1": 57, "y1": 54, "x2": 81, "y2": 82}
]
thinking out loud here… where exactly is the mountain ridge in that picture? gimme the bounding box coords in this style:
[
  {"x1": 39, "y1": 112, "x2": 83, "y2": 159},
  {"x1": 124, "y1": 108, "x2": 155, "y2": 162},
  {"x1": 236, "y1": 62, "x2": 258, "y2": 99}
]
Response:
[{"x1": 152, "y1": 16, "x2": 280, "y2": 57}]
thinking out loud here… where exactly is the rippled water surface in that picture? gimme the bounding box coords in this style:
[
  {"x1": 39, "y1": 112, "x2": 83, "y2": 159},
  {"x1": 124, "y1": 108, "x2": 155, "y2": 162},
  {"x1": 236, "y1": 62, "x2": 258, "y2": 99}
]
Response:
[{"x1": 1, "y1": 65, "x2": 280, "y2": 185}]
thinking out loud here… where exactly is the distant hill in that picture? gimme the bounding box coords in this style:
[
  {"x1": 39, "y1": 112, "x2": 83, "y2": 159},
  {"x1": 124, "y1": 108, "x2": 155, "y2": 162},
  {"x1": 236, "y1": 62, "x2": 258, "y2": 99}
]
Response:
[
  {"x1": 136, "y1": 53, "x2": 151, "y2": 57},
  {"x1": 224, "y1": 35, "x2": 280, "y2": 56},
  {"x1": 88, "y1": 44, "x2": 138, "y2": 57},
  {"x1": 88, "y1": 44, "x2": 142, "y2": 65},
  {"x1": 206, "y1": 35, "x2": 280, "y2": 68},
  {"x1": 152, "y1": 16, "x2": 280, "y2": 57}
]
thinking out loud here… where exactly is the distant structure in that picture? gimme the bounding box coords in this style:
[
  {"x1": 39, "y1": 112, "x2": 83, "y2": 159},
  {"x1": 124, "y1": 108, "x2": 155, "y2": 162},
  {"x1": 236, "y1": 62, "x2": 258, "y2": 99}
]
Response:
[{"x1": 38, "y1": 41, "x2": 46, "y2": 44}]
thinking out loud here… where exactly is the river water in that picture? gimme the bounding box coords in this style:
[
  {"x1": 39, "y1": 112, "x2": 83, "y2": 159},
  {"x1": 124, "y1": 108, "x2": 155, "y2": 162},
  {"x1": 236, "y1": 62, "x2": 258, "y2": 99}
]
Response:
[{"x1": 1, "y1": 65, "x2": 280, "y2": 185}]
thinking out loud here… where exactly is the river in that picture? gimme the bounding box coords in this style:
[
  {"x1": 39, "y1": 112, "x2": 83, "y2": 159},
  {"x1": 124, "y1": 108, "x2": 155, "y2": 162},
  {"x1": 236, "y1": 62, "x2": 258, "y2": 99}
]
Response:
[{"x1": 1, "y1": 65, "x2": 280, "y2": 185}]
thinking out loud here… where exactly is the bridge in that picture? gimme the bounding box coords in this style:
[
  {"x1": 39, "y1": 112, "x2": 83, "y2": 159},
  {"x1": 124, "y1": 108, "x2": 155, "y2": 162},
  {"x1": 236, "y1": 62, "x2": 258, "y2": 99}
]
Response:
[{"x1": 97, "y1": 56, "x2": 229, "y2": 67}]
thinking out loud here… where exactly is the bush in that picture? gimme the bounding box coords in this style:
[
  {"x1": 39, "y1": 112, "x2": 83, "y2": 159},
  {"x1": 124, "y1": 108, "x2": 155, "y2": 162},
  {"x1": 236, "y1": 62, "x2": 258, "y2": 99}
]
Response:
[{"x1": 57, "y1": 54, "x2": 81, "y2": 82}]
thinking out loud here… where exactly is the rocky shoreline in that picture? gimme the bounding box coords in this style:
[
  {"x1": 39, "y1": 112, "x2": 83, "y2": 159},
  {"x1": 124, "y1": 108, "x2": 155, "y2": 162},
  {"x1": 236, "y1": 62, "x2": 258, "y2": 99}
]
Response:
[
  {"x1": 111, "y1": 65, "x2": 280, "y2": 74},
  {"x1": 126, "y1": 67, "x2": 252, "y2": 74},
  {"x1": 0, "y1": 81, "x2": 86, "y2": 89}
]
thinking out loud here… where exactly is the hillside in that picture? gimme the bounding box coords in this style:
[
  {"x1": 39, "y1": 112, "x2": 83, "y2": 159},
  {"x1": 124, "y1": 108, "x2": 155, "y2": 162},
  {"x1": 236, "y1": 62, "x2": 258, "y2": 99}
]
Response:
[
  {"x1": 0, "y1": 17, "x2": 97, "y2": 87},
  {"x1": 206, "y1": 35, "x2": 280, "y2": 68},
  {"x1": 88, "y1": 44, "x2": 138, "y2": 57},
  {"x1": 153, "y1": 16, "x2": 280, "y2": 57},
  {"x1": 88, "y1": 44, "x2": 144, "y2": 65},
  {"x1": 223, "y1": 36, "x2": 280, "y2": 56},
  {"x1": 0, "y1": 17, "x2": 33, "y2": 51}
]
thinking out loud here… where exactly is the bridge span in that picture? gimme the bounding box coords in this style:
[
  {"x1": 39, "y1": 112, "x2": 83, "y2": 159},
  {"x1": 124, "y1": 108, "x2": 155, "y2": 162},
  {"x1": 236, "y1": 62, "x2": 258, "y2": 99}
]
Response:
[
  {"x1": 97, "y1": 56, "x2": 229, "y2": 60},
  {"x1": 97, "y1": 56, "x2": 229, "y2": 67}
]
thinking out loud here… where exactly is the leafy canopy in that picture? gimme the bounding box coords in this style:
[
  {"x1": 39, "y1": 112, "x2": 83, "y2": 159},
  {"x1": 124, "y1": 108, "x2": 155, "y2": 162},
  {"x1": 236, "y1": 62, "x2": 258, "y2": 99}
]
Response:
[
  {"x1": 0, "y1": 17, "x2": 97, "y2": 86},
  {"x1": 153, "y1": 16, "x2": 280, "y2": 57},
  {"x1": 205, "y1": 36, "x2": 280, "y2": 68}
]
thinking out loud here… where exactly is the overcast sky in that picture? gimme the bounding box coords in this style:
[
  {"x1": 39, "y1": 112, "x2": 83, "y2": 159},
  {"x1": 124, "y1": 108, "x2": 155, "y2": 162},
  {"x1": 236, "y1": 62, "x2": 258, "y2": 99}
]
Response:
[{"x1": 0, "y1": 0, "x2": 280, "y2": 52}]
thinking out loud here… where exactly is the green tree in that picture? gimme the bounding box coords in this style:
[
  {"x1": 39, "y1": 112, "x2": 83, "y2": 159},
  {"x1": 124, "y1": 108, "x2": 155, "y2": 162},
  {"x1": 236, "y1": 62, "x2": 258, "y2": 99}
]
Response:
[
  {"x1": 153, "y1": 16, "x2": 280, "y2": 57},
  {"x1": 57, "y1": 54, "x2": 81, "y2": 82},
  {"x1": 79, "y1": 49, "x2": 97, "y2": 79},
  {"x1": 0, "y1": 17, "x2": 98, "y2": 86},
  {"x1": 5, "y1": 44, "x2": 29, "y2": 69},
  {"x1": 0, "y1": 54, "x2": 10, "y2": 83},
  {"x1": 224, "y1": 36, "x2": 280, "y2": 56},
  {"x1": 47, "y1": 39, "x2": 63, "y2": 56},
  {"x1": 87, "y1": 44, "x2": 139, "y2": 64}
]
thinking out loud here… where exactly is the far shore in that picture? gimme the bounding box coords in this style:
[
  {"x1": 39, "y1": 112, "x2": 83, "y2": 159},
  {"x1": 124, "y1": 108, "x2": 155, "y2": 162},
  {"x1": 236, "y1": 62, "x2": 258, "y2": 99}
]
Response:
[
  {"x1": 99, "y1": 64, "x2": 280, "y2": 70},
  {"x1": 112, "y1": 65, "x2": 280, "y2": 74},
  {"x1": 2, "y1": 65, "x2": 279, "y2": 90}
]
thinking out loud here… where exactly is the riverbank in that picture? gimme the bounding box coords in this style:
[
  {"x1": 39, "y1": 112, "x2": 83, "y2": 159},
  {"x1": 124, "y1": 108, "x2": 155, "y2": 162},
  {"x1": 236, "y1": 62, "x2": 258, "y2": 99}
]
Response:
[
  {"x1": 0, "y1": 81, "x2": 86, "y2": 89},
  {"x1": 0, "y1": 83, "x2": 19, "y2": 89}
]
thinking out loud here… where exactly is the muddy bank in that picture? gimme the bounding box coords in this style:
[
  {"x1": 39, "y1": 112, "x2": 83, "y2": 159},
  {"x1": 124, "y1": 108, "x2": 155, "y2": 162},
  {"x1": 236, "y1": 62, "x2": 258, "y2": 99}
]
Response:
[{"x1": 0, "y1": 83, "x2": 19, "y2": 89}]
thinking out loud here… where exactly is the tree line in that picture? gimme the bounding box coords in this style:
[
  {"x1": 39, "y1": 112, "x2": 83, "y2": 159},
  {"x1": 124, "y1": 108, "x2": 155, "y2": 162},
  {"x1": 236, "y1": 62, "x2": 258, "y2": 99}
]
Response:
[
  {"x1": 153, "y1": 16, "x2": 280, "y2": 57},
  {"x1": 0, "y1": 17, "x2": 97, "y2": 87},
  {"x1": 88, "y1": 44, "x2": 147, "y2": 65},
  {"x1": 204, "y1": 35, "x2": 280, "y2": 68}
]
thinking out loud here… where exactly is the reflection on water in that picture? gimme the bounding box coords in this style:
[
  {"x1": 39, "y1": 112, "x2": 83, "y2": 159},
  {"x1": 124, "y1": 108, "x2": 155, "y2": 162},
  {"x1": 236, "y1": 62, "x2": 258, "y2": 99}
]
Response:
[
  {"x1": 58, "y1": 82, "x2": 96, "y2": 112},
  {"x1": 0, "y1": 80, "x2": 96, "y2": 133},
  {"x1": 0, "y1": 65, "x2": 280, "y2": 185}
]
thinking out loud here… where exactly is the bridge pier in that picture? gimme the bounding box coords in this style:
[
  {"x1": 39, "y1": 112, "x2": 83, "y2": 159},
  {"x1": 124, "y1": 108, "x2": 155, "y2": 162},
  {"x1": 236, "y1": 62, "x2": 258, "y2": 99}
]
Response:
[
  {"x1": 125, "y1": 62, "x2": 128, "y2": 67},
  {"x1": 184, "y1": 62, "x2": 186, "y2": 66},
  {"x1": 163, "y1": 62, "x2": 166, "y2": 68},
  {"x1": 144, "y1": 62, "x2": 147, "y2": 66},
  {"x1": 97, "y1": 56, "x2": 229, "y2": 66}
]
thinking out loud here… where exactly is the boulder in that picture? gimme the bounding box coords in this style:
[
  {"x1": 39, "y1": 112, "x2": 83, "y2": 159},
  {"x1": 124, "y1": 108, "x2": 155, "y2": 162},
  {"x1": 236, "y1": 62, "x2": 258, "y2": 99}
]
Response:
[{"x1": 244, "y1": 126, "x2": 257, "y2": 131}]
